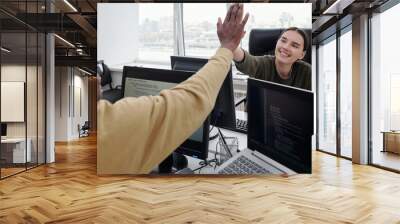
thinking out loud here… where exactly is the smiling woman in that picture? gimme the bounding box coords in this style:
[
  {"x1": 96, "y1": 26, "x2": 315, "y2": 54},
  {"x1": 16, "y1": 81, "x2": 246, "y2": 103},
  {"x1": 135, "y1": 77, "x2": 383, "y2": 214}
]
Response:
[{"x1": 234, "y1": 27, "x2": 311, "y2": 91}]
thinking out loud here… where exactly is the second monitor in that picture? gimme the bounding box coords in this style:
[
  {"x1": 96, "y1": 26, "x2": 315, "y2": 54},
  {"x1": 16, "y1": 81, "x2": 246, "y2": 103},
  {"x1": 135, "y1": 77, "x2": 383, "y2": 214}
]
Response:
[
  {"x1": 122, "y1": 66, "x2": 210, "y2": 160},
  {"x1": 171, "y1": 55, "x2": 238, "y2": 132}
]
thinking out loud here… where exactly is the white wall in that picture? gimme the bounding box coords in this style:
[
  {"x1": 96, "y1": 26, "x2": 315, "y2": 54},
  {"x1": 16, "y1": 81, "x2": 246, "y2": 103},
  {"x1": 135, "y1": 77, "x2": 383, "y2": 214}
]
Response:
[
  {"x1": 98, "y1": 4, "x2": 139, "y2": 67},
  {"x1": 55, "y1": 67, "x2": 70, "y2": 141},
  {"x1": 1, "y1": 64, "x2": 26, "y2": 81},
  {"x1": 1, "y1": 66, "x2": 26, "y2": 125},
  {"x1": 81, "y1": 76, "x2": 89, "y2": 123},
  {"x1": 72, "y1": 72, "x2": 89, "y2": 138},
  {"x1": 55, "y1": 67, "x2": 89, "y2": 141}
]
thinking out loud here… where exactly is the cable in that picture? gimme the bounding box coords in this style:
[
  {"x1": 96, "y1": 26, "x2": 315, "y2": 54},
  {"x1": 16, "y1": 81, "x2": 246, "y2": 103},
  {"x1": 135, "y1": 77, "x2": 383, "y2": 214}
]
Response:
[
  {"x1": 193, "y1": 158, "x2": 218, "y2": 173},
  {"x1": 214, "y1": 141, "x2": 219, "y2": 170},
  {"x1": 209, "y1": 133, "x2": 219, "y2": 140}
]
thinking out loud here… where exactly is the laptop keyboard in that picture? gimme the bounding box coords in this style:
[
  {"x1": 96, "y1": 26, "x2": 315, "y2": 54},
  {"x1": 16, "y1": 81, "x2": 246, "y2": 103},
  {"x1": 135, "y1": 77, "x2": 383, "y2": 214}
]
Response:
[
  {"x1": 218, "y1": 155, "x2": 271, "y2": 175},
  {"x1": 236, "y1": 119, "x2": 247, "y2": 132}
]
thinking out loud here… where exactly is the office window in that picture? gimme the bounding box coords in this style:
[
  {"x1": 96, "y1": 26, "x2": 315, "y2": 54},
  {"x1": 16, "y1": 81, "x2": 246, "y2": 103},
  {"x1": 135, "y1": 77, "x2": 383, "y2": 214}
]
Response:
[
  {"x1": 1, "y1": 32, "x2": 28, "y2": 178},
  {"x1": 371, "y1": 3, "x2": 400, "y2": 171},
  {"x1": 183, "y1": 3, "x2": 227, "y2": 57},
  {"x1": 317, "y1": 36, "x2": 337, "y2": 154},
  {"x1": 241, "y1": 3, "x2": 312, "y2": 52},
  {"x1": 339, "y1": 28, "x2": 352, "y2": 158},
  {"x1": 182, "y1": 3, "x2": 311, "y2": 57},
  {"x1": 138, "y1": 3, "x2": 174, "y2": 64},
  {"x1": 0, "y1": 1, "x2": 46, "y2": 179}
]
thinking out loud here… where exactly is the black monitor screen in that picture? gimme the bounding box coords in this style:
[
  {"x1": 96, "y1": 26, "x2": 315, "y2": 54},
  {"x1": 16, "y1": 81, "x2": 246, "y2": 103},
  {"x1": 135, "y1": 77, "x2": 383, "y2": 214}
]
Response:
[
  {"x1": 1, "y1": 123, "x2": 6, "y2": 137},
  {"x1": 122, "y1": 66, "x2": 210, "y2": 160},
  {"x1": 247, "y1": 78, "x2": 314, "y2": 173},
  {"x1": 171, "y1": 56, "x2": 236, "y2": 130},
  {"x1": 171, "y1": 56, "x2": 208, "y2": 72}
]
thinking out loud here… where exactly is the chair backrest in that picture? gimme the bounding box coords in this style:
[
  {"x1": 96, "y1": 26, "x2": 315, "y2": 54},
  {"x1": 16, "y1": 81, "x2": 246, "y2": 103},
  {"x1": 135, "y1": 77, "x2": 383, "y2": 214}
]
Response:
[
  {"x1": 97, "y1": 61, "x2": 123, "y2": 103},
  {"x1": 97, "y1": 60, "x2": 113, "y2": 88},
  {"x1": 249, "y1": 28, "x2": 311, "y2": 64},
  {"x1": 82, "y1": 121, "x2": 90, "y2": 129}
]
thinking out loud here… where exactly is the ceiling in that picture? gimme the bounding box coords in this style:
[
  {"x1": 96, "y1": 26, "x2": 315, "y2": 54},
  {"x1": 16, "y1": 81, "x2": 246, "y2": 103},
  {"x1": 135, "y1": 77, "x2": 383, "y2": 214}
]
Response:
[{"x1": 0, "y1": 0, "x2": 392, "y2": 72}]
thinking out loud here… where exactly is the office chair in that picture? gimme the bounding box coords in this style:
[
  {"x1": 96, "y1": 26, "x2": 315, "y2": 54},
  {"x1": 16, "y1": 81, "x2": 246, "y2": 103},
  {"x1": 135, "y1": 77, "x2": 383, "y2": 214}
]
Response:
[
  {"x1": 235, "y1": 28, "x2": 312, "y2": 108},
  {"x1": 79, "y1": 121, "x2": 90, "y2": 138},
  {"x1": 97, "y1": 60, "x2": 122, "y2": 103}
]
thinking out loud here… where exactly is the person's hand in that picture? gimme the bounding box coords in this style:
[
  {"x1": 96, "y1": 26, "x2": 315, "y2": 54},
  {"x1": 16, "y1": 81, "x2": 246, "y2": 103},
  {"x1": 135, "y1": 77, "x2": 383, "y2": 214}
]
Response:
[{"x1": 217, "y1": 3, "x2": 249, "y2": 52}]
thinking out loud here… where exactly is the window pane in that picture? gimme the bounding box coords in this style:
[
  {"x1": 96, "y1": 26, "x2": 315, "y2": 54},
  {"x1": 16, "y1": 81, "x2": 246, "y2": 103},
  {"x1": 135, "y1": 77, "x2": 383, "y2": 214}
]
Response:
[
  {"x1": 312, "y1": 45, "x2": 317, "y2": 150},
  {"x1": 371, "y1": 4, "x2": 400, "y2": 171},
  {"x1": 318, "y1": 37, "x2": 337, "y2": 154},
  {"x1": 241, "y1": 3, "x2": 312, "y2": 52},
  {"x1": 27, "y1": 31, "x2": 38, "y2": 169},
  {"x1": 1, "y1": 31, "x2": 28, "y2": 177},
  {"x1": 138, "y1": 3, "x2": 174, "y2": 63},
  {"x1": 183, "y1": 3, "x2": 227, "y2": 57},
  {"x1": 340, "y1": 29, "x2": 352, "y2": 158}
]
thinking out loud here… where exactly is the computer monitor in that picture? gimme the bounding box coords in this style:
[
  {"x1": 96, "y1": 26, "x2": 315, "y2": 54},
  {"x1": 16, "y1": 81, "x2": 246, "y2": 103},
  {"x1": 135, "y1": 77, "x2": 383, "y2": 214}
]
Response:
[
  {"x1": 171, "y1": 56, "x2": 236, "y2": 130},
  {"x1": 247, "y1": 78, "x2": 314, "y2": 173},
  {"x1": 122, "y1": 66, "x2": 210, "y2": 160},
  {"x1": 1, "y1": 123, "x2": 7, "y2": 137},
  {"x1": 171, "y1": 56, "x2": 208, "y2": 72}
]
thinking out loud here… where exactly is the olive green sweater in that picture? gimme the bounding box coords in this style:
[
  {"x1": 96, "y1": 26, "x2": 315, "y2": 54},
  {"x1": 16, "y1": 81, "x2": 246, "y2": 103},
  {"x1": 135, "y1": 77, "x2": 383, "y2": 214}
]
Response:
[
  {"x1": 97, "y1": 48, "x2": 233, "y2": 174},
  {"x1": 235, "y1": 50, "x2": 311, "y2": 90}
]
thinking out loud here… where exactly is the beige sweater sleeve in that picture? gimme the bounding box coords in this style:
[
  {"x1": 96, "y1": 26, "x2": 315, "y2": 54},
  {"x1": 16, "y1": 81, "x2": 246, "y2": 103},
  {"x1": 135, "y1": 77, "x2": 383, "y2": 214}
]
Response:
[{"x1": 97, "y1": 48, "x2": 233, "y2": 174}]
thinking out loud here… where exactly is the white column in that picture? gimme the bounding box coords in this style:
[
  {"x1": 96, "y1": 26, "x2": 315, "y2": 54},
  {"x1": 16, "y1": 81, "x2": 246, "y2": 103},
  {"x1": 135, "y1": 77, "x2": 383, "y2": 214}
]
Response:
[
  {"x1": 352, "y1": 14, "x2": 369, "y2": 164},
  {"x1": 46, "y1": 32, "x2": 55, "y2": 163}
]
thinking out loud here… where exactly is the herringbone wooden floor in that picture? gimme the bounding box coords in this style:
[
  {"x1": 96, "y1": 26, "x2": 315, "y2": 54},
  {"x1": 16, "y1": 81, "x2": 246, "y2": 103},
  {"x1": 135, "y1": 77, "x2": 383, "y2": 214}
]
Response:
[{"x1": 1, "y1": 135, "x2": 400, "y2": 223}]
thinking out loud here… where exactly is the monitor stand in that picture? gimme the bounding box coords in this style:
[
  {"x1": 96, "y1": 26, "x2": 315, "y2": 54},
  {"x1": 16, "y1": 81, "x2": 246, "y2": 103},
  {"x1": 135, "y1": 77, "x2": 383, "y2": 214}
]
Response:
[
  {"x1": 158, "y1": 154, "x2": 173, "y2": 173},
  {"x1": 158, "y1": 152, "x2": 188, "y2": 174}
]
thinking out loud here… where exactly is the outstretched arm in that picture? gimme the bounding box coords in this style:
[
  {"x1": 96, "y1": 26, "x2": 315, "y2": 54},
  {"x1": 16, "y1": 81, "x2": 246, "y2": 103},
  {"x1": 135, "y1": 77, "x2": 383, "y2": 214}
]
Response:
[
  {"x1": 217, "y1": 3, "x2": 249, "y2": 52},
  {"x1": 97, "y1": 3, "x2": 249, "y2": 174},
  {"x1": 217, "y1": 3, "x2": 248, "y2": 62}
]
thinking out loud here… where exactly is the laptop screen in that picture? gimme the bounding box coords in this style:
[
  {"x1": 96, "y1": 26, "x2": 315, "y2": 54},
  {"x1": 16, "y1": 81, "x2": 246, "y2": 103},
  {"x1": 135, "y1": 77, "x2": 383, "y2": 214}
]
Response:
[{"x1": 247, "y1": 78, "x2": 314, "y2": 173}]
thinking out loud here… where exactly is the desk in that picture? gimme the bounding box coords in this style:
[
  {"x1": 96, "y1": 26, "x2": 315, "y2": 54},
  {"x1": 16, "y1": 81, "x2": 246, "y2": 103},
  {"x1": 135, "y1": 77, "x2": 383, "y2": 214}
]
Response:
[
  {"x1": 1, "y1": 138, "x2": 31, "y2": 163},
  {"x1": 382, "y1": 131, "x2": 400, "y2": 154}
]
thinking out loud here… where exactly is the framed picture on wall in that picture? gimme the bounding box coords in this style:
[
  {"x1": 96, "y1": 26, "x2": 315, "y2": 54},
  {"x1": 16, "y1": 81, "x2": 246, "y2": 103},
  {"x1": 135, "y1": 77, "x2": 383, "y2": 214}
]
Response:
[{"x1": 1, "y1": 81, "x2": 25, "y2": 122}]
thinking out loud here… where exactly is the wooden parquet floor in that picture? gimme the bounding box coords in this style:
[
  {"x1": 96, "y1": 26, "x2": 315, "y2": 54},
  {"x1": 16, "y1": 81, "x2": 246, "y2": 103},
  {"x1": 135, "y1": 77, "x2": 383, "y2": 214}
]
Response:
[{"x1": 1, "y1": 134, "x2": 400, "y2": 223}]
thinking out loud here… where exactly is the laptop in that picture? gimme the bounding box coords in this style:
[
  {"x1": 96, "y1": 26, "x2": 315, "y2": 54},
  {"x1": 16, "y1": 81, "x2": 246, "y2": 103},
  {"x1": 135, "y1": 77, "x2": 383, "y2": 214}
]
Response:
[{"x1": 217, "y1": 78, "x2": 314, "y2": 175}]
